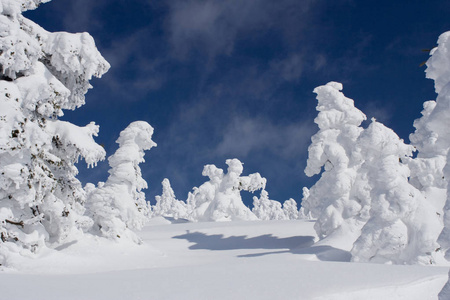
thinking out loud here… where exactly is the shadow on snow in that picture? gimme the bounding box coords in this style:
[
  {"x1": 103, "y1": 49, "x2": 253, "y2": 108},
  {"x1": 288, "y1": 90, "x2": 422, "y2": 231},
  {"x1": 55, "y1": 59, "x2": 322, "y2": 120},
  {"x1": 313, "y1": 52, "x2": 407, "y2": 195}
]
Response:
[{"x1": 172, "y1": 231, "x2": 351, "y2": 262}]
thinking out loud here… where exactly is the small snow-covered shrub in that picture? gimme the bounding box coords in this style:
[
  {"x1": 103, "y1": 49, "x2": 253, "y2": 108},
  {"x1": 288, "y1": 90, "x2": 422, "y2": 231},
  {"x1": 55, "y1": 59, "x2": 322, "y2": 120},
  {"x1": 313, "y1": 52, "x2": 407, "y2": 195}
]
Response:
[
  {"x1": 153, "y1": 178, "x2": 188, "y2": 220},
  {"x1": 252, "y1": 190, "x2": 286, "y2": 220}
]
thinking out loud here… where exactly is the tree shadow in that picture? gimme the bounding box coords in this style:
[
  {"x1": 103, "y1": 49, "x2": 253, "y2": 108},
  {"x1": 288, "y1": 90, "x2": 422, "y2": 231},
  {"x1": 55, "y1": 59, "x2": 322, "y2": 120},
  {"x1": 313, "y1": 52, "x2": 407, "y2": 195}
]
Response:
[
  {"x1": 172, "y1": 231, "x2": 351, "y2": 262},
  {"x1": 173, "y1": 231, "x2": 312, "y2": 253}
]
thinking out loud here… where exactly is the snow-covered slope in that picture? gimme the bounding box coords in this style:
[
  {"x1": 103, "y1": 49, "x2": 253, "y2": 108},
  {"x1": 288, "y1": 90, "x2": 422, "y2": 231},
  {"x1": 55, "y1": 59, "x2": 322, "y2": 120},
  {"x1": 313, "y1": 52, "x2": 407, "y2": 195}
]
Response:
[{"x1": 0, "y1": 219, "x2": 447, "y2": 300}]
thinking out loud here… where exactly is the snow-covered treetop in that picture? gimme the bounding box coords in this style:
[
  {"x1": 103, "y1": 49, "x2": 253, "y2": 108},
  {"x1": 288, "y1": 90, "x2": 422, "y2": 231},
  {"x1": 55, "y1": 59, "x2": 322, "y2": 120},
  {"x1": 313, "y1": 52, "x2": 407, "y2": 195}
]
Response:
[
  {"x1": 43, "y1": 32, "x2": 110, "y2": 109},
  {"x1": 108, "y1": 121, "x2": 157, "y2": 180},
  {"x1": 0, "y1": 0, "x2": 50, "y2": 15},
  {"x1": 409, "y1": 100, "x2": 438, "y2": 155},
  {"x1": 312, "y1": 82, "x2": 366, "y2": 130},
  {"x1": 202, "y1": 164, "x2": 224, "y2": 184},
  {"x1": 0, "y1": 0, "x2": 110, "y2": 111},
  {"x1": 161, "y1": 178, "x2": 176, "y2": 199},
  {"x1": 189, "y1": 158, "x2": 265, "y2": 222},
  {"x1": 410, "y1": 31, "x2": 450, "y2": 156},
  {"x1": 305, "y1": 81, "x2": 366, "y2": 177},
  {"x1": 115, "y1": 121, "x2": 157, "y2": 150},
  {"x1": 224, "y1": 158, "x2": 266, "y2": 192},
  {"x1": 360, "y1": 118, "x2": 414, "y2": 160},
  {"x1": 201, "y1": 159, "x2": 266, "y2": 192},
  {"x1": 153, "y1": 178, "x2": 188, "y2": 219},
  {"x1": 426, "y1": 32, "x2": 450, "y2": 94}
]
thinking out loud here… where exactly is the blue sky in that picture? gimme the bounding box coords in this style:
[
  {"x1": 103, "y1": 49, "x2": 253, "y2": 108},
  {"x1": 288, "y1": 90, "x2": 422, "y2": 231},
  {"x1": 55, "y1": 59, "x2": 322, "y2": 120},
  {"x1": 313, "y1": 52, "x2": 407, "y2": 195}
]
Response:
[{"x1": 26, "y1": 0, "x2": 450, "y2": 206}]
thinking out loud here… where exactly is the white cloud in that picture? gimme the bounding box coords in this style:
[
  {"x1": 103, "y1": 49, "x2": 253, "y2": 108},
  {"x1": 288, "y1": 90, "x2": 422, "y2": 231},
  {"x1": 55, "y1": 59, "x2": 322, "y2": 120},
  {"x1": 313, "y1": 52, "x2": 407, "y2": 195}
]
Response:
[
  {"x1": 58, "y1": 0, "x2": 106, "y2": 32},
  {"x1": 215, "y1": 116, "x2": 315, "y2": 161},
  {"x1": 270, "y1": 54, "x2": 305, "y2": 82},
  {"x1": 166, "y1": 0, "x2": 317, "y2": 60}
]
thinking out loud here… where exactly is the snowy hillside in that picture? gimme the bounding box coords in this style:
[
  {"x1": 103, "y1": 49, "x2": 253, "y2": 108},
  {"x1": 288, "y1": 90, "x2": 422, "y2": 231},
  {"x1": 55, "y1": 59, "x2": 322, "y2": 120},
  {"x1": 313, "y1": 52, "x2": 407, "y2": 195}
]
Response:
[{"x1": 1, "y1": 219, "x2": 447, "y2": 300}]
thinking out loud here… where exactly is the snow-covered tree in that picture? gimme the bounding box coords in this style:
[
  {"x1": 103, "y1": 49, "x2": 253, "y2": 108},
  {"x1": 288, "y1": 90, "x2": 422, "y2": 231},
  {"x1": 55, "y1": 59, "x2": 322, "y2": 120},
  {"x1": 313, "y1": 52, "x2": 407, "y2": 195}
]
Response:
[
  {"x1": 302, "y1": 82, "x2": 369, "y2": 240},
  {"x1": 189, "y1": 159, "x2": 265, "y2": 222},
  {"x1": 298, "y1": 205, "x2": 312, "y2": 220},
  {"x1": 423, "y1": 30, "x2": 450, "y2": 297},
  {"x1": 252, "y1": 190, "x2": 287, "y2": 221},
  {"x1": 0, "y1": 0, "x2": 109, "y2": 264},
  {"x1": 417, "y1": 32, "x2": 450, "y2": 261},
  {"x1": 153, "y1": 178, "x2": 187, "y2": 220},
  {"x1": 351, "y1": 120, "x2": 440, "y2": 265},
  {"x1": 282, "y1": 198, "x2": 299, "y2": 220},
  {"x1": 86, "y1": 121, "x2": 156, "y2": 243},
  {"x1": 187, "y1": 164, "x2": 223, "y2": 221}
]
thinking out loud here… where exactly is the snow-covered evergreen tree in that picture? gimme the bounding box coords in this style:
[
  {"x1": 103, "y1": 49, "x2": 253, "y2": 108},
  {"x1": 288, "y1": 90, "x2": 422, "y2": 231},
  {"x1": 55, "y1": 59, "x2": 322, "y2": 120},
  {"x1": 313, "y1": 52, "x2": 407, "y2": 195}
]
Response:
[
  {"x1": 418, "y1": 32, "x2": 450, "y2": 263},
  {"x1": 298, "y1": 205, "x2": 312, "y2": 220},
  {"x1": 282, "y1": 198, "x2": 299, "y2": 220},
  {"x1": 189, "y1": 159, "x2": 265, "y2": 222},
  {"x1": 351, "y1": 120, "x2": 440, "y2": 265},
  {"x1": 302, "y1": 82, "x2": 369, "y2": 240},
  {"x1": 86, "y1": 121, "x2": 156, "y2": 243},
  {"x1": 252, "y1": 190, "x2": 287, "y2": 221},
  {"x1": 0, "y1": 0, "x2": 109, "y2": 264},
  {"x1": 153, "y1": 178, "x2": 187, "y2": 220},
  {"x1": 425, "y1": 31, "x2": 450, "y2": 296}
]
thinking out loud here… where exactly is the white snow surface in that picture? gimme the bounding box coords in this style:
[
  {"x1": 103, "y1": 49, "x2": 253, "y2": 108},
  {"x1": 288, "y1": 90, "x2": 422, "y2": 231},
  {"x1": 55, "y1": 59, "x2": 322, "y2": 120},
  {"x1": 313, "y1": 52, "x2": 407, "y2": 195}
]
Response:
[{"x1": 1, "y1": 219, "x2": 447, "y2": 300}]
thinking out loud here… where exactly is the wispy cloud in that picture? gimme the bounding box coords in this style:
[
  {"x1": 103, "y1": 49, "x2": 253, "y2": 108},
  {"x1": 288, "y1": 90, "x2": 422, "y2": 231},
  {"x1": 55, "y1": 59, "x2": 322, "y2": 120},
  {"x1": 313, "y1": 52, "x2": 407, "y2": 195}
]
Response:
[
  {"x1": 360, "y1": 100, "x2": 394, "y2": 127},
  {"x1": 166, "y1": 0, "x2": 318, "y2": 61},
  {"x1": 55, "y1": 0, "x2": 107, "y2": 33},
  {"x1": 92, "y1": 28, "x2": 171, "y2": 101},
  {"x1": 269, "y1": 54, "x2": 305, "y2": 83},
  {"x1": 215, "y1": 116, "x2": 315, "y2": 161}
]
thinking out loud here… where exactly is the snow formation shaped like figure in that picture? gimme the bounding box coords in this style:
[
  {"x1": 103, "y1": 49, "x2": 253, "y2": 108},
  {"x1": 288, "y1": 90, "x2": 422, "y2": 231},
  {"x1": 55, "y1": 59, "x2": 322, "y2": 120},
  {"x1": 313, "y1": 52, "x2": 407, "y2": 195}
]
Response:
[
  {"x1": 0, "y1": 0, "x2": 109, "y2": 264},
  {"x1": 189, "y1": 159, "x2": 266, "y2": 222},
  {"x1": 252, "y1": 190, "x2": 287, "y2": 221},
  {"x1": 153, "y1": 178, "x2": 188, "y2": 220},
  {"x1": 86, "y1": 121, "x2": 156, "y2": 243},
  {"x1": 302, "y1": 82, "x2": 369, "y2": 240},
  {"x1": 351, "y1": 120, "x2": 440, "y2": 265}
]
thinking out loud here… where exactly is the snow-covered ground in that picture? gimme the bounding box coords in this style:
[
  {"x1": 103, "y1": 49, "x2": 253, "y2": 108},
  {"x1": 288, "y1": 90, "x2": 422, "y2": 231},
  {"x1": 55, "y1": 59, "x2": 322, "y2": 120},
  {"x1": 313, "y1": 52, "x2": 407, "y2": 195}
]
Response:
[{"x1": 1, "y1": 219, "x2": 447, "y2": 300}]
